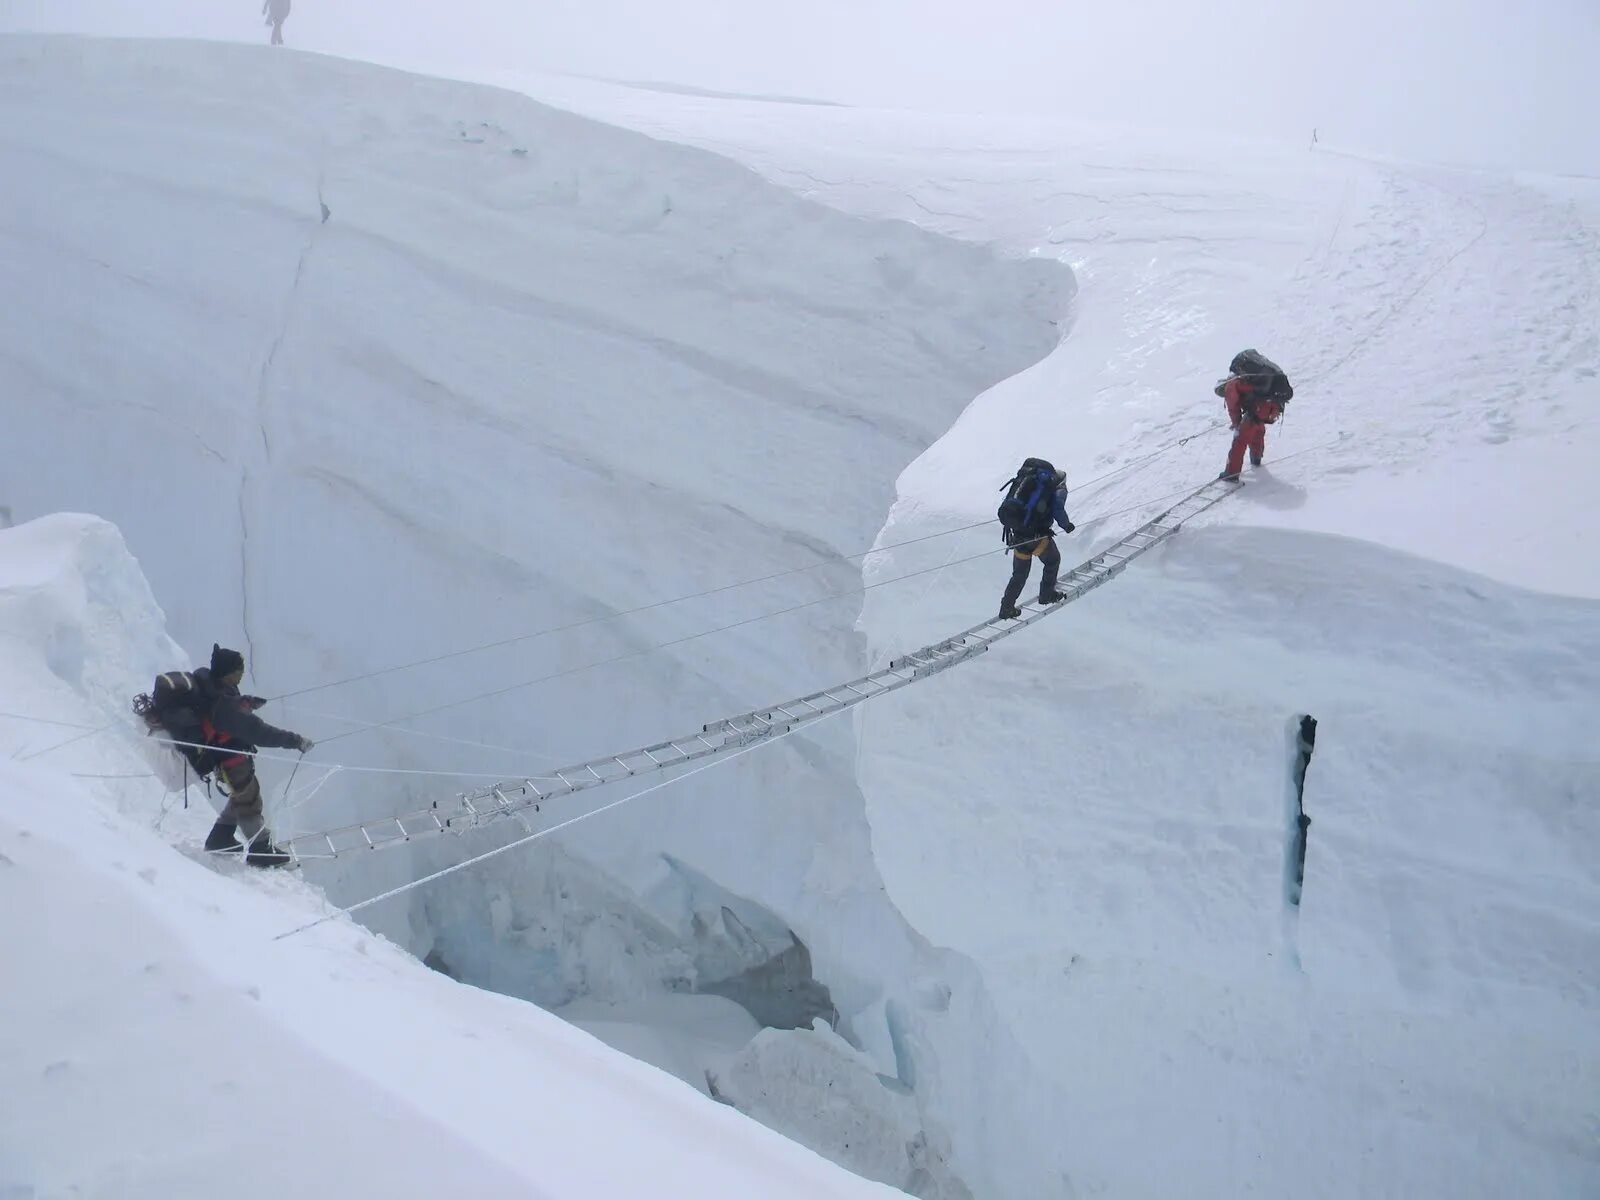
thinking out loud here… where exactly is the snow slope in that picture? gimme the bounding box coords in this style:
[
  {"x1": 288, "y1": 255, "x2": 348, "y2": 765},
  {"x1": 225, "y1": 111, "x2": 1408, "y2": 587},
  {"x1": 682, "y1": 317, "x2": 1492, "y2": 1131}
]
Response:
[
  {"x1": 490, "y1": 75, "x2": 1600, "y2": 1197},
  {"x1": 501, "y1": 73, "x2": 1600, "y2": 597},
  {"x1": 0, "y1": 514, "x2": 907, "y2": 1200},
  {"x1": 6, "y1": 32, "x2": 1600, "y2": 1200},
  {"x1": 0, "y1": 35, "x2": 1073, "y2": 1199}
]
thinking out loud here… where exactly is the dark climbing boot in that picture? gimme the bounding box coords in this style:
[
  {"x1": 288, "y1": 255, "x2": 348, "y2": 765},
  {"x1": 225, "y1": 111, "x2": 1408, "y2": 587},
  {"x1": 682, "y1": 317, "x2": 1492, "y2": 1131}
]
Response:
[
  {"x1": 1218, "y1": 470, "x2": 1241, "y2": 483},
  {"x1": 244, "y1": 832, "x2": 292, "y2": 869},
  {"x1": 998, "y1": 602, "x2": 1023, "y2": 620},
  {"x1": 1038, "y1": 589, "x2": 1067, "y2": 605},
  {"x1": 204, "y1": 821, "x2": 242, "y2": 853},
  {"x1": 1250, "y1": 454, "x2": 1263, "y2": 467}
]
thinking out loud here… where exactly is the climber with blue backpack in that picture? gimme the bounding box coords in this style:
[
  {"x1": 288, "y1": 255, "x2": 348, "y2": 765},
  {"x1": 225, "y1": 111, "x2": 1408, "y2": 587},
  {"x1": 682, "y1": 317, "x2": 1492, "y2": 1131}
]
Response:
[{"x1": 995, "y1": 457, "x2": 1075, "y2": 620}]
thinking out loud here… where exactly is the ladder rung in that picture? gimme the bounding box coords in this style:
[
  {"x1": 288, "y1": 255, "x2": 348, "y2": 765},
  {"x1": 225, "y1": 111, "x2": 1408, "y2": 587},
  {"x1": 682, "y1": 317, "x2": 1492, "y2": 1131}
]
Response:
[{"x1": 289, "y1": 476, "x2": 1238, "y2": 864}]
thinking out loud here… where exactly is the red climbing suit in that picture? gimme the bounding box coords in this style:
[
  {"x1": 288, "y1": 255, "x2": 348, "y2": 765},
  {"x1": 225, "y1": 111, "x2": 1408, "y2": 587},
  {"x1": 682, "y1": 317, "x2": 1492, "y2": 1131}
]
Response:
[{"x1": 1223, "y1": 376, "x2": 1283, "y2": 477}]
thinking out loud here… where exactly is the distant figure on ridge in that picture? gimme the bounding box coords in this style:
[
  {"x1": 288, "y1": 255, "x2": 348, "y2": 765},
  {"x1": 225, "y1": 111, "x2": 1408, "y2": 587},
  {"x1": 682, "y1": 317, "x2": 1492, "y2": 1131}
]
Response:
[
  {"x1": 995, "y1": 457, "x2": 1075, "y2": 620},
  {"x1": 263, "y1": 0, "x2": 291, "y2": 46},
  {"x1": 1216, "y1": 350, "x2": 1294, "y2": 481},
  {"x1": 134, "y1": 644, "x2": 313, "y2": 867}
]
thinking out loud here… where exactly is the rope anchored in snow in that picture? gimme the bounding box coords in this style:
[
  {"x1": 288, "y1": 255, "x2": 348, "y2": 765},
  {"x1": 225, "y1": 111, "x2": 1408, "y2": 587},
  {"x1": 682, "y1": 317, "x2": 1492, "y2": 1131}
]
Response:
[
  {"x1": 273, "y1": 710, "x2": 849, "y2": 940},
  {"x1": 300, "y1": 436, "x2": 1344, "y2": 758},
  {"x1": 265, "y1": 422, "x2": 1225, "y2": 710},
  {"x1": 275, "y1": 475, "x2": 1241, "y2": 869}
]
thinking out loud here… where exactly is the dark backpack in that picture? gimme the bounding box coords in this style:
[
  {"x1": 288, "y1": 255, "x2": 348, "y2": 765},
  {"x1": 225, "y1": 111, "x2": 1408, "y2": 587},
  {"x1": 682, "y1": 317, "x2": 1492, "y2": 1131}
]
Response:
[
  {"x1": 1215, "y1": 348, "x2": 1293, "y2": 404},
  {"x1": 132, "y1": 671, "x2": 219, "y2": 775},
  {"x1": 997, "y1": 457, "x2": 1058, "y2": 544}
]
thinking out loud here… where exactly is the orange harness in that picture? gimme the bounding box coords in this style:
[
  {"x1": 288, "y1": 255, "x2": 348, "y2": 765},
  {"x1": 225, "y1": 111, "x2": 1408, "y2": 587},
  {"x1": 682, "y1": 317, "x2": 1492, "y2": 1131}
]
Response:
[{"x1": 199, "y1": 715, "x2": 249, "y2": 770}]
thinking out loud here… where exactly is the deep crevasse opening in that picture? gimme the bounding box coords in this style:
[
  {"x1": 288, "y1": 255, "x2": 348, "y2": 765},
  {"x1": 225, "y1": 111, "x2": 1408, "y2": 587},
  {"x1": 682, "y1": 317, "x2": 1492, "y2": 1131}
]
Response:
[
  {"x1": 0, "y1": 34, "x2": 1080, "y2": 1199},
  {"x1": 9, "y1": 32, "x2": 1599, "y2": 1200}
]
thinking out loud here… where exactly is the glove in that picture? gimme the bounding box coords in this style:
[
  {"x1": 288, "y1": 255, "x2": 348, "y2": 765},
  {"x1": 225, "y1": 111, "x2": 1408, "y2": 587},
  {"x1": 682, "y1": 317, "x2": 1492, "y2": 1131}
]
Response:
[
  {"x1": 1059, "y1": 520, "x2": 1075, "y2": 535},
  {"x1": 1230, "y1": 422, "x2": 1241, "y2": 432},
  {"x1": 296, "y1": 735, "x2": 315, "y2": 754},
  {"x1": 243, "y1": 695, "x2": 267, "y2": 711}
]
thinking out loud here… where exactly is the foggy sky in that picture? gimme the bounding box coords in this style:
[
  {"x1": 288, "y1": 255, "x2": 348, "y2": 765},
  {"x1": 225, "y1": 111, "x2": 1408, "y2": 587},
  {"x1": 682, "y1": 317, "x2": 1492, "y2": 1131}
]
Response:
[{"x1": 3, "y1": 0, "x2": 1597, "y2": 175}]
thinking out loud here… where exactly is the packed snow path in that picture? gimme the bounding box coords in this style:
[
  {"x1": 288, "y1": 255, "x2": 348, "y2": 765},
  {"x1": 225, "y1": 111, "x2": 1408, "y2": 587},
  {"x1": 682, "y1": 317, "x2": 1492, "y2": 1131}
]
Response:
[{"x1": 279, "y1": 478, "x2": 1237, "y2": 866}]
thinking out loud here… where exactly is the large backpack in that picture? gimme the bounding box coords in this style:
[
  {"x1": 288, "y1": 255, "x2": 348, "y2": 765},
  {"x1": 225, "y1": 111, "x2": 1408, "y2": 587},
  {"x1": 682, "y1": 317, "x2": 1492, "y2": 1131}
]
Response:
[
  {"x1": 132, "y1": 671, "x2": 220, "y2": 775},
  {"x1": 1215, "y1": 349, "x2": 1294, "y2": 406},
  {"x1": 997, "y1": 457, "x2": 1058, "y2": 544}
]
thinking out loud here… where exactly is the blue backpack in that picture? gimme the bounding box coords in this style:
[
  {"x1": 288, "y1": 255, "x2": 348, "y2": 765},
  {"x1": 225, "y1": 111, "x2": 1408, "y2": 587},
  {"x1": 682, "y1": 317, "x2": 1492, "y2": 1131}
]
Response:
[{"x1": 997, "y1": 457, "x2": 1057, "y2": 544}]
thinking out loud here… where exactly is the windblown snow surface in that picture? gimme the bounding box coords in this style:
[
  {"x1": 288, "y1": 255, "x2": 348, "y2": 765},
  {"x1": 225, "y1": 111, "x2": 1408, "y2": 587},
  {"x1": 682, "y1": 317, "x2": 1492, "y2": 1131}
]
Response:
[
  {"x1": 511, "y1": 70, "x2": 1600, "y2": 1199},
  {"x1": 3, "y1": 34, "x2": 1599, "y2": 1200}
]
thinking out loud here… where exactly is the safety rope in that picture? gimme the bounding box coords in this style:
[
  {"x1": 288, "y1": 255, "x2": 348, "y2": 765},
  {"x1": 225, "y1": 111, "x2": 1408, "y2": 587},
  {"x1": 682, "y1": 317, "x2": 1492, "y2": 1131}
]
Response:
[
  {"x1": 263, "y1": 423, "x2": 1222, "y2": 706},
  {"x1": 274, "y1": 704, "x2": 847, "y2": 940},
  {"x1": 43, "y1": 444, "x2": 1347, "y2": 915},
  {"x1": 312, "y1": 471, "x2": 1234, "y2": 749},
  {"x1": 288, "y1": 704, "x2": 565, "y2": 765},
  {"x1": 144, "y1": 735, "x2": 537, "y2": 781},
  {"x1": 7, "y1": 442, "x2": 1340, "y2": 775}
]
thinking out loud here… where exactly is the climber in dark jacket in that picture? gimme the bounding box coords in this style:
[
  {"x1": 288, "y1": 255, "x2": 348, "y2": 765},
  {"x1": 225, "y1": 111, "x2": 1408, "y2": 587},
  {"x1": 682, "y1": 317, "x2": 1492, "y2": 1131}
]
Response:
[
  {"x1": 998, "y1": 465, "x2": 1075, "y2": 620},
  {"x1": 197, "y1": 644, "x2": 311, "y2": 866}
]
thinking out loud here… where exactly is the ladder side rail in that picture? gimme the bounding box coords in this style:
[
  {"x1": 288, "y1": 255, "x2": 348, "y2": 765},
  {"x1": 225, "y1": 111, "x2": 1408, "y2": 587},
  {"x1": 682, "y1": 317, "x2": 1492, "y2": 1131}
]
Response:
[{"x1": 286, "y1": 480, "x2": 1233, "y2": 862}]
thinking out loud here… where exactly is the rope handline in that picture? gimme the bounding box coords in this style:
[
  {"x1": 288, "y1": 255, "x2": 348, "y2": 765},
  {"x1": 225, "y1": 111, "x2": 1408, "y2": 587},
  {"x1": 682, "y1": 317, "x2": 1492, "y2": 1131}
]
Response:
[
  {"x1": 0, "y1": 711, "x2": 103, "y2": 730},
  {"x1": 16, "y1": 720, "x2": 121, "y2": 763},
  {"x1": 363, "y1": 432, "x2": 1337, "y2": 761},
  {"x1": 281, "y1": 764, "x2": 343, "y2": 815},
  {"x1": 266, "y1": 519, "x2": 995, "y2": 704},
  {"x1": 264, "y1": 423, "x2": 1222, "y2": 706},
  {"x1": 10, "y1": 440, "x2": 1341, "y2": 774},
  {"x1": 1072, "y1": 419, "x2": 1226, "y2": 497},
  {"x1": 287, "y1": 704, "x2": 562, "y2": 769},
  {"x1": 269, "y1": 460, "x2": 1276, "y2": 888},
  {"x1": 273, "y1": 704, "x2": 846, "y2": 940},
  {"x1": 142, "y1": 735, "x2": 548, "y2": 781},
  {"x1": 15, "y1": 426, "x2": 1231, "y2": 770},
  {"x1": 111, "y1": 446, "x2": 1344, "y2": 894},
  {"x1": 314, "y1": 469, "x2": 1237, "y2": 748}
]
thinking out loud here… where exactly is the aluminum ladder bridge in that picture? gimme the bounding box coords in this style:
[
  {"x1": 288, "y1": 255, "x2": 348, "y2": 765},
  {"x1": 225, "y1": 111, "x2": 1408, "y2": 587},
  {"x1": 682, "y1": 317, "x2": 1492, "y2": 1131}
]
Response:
[{"x1": 281, "y1": 479, "x2": 1236, "y2": 866}]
